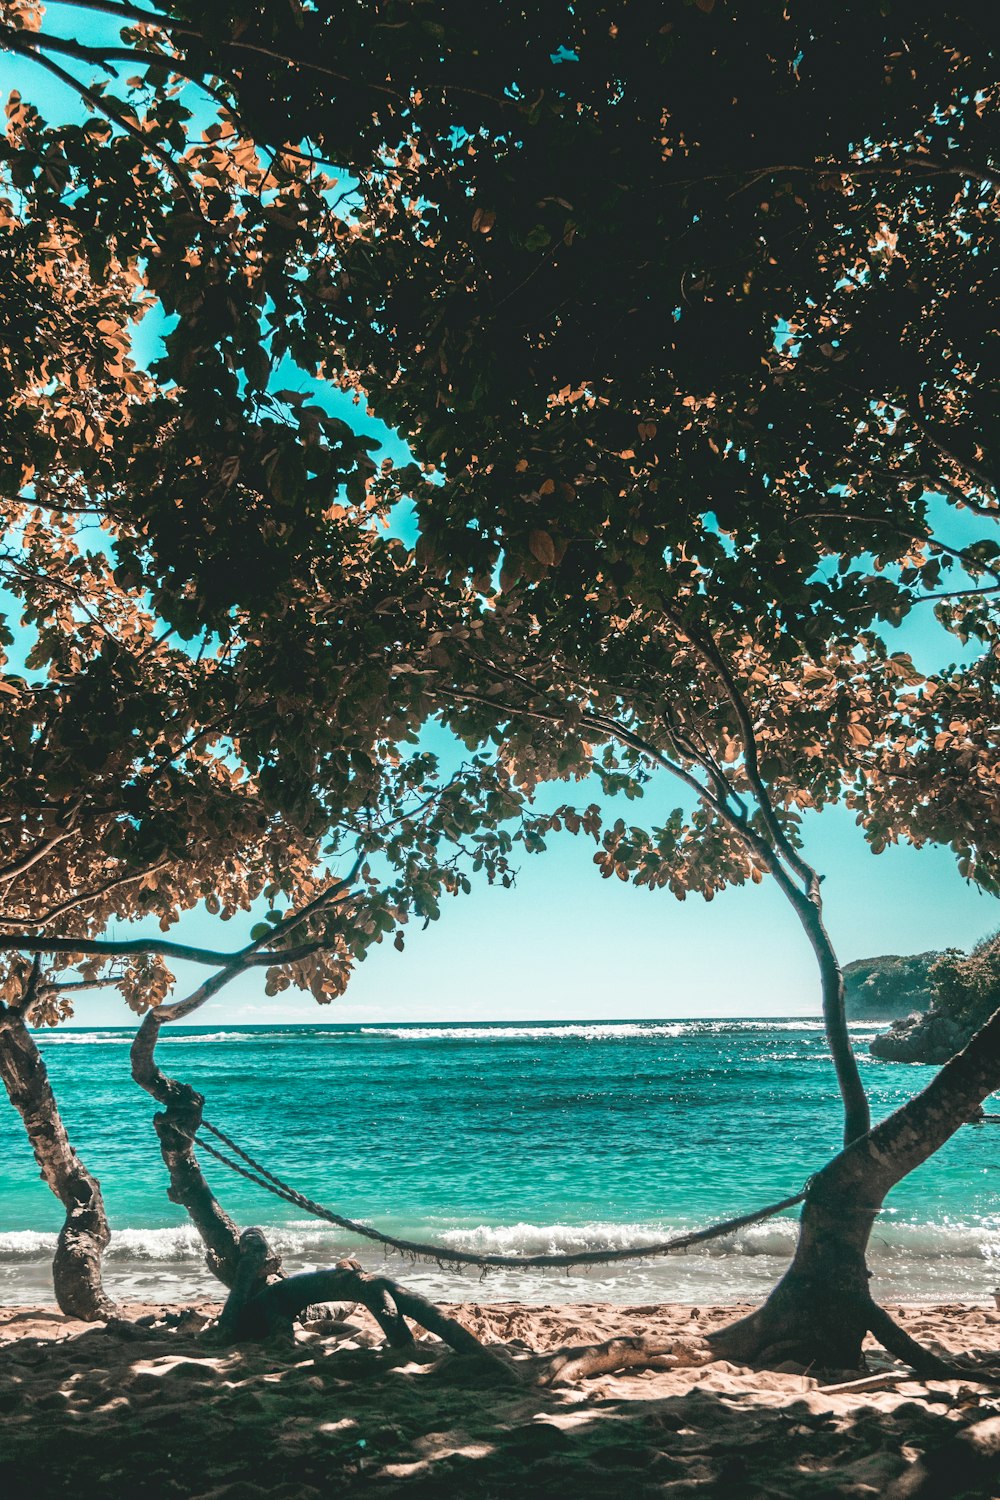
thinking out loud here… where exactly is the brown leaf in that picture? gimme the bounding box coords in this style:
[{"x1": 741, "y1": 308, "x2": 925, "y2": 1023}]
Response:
[{"x1": 528, "y1": 529, "x2": 557, "y2": 566}]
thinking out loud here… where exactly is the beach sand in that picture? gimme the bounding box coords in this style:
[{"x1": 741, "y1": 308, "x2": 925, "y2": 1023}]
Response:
[{"x1": 1, "y1": 1299, "x2": 998, "y2": 1498}]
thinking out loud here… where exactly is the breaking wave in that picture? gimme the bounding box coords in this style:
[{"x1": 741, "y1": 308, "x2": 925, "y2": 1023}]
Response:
[
  {"x1": 360, "y1": 1019, "x2": 837, "y2": 1042},
  {"x1": 2, "y1": 1216, "x2": 997, "y2": 1268}
]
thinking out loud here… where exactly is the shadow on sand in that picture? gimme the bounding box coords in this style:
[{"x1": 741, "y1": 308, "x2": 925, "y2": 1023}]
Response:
[{"x1": 1, "y1": 1302, "x2": 998, "y2": 1499}]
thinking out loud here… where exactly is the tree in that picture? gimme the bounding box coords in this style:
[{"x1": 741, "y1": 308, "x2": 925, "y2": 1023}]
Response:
[
  {"x1": 0, "y1": 143, "x2": 543, "y2": 1318},
  {"x1": 2, "y1": 0, "x2": 999, "y2": 1368}
]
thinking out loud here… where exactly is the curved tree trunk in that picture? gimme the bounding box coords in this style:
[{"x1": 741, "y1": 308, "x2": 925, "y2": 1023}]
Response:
[
  {"x1": 130, "y1": 1009, "x2": 244, "y2": 1287},
  {"x1": 0, "y1": 1005, "x2": 118, "y2": 1320},
  {"x1": 711, "y1": 1002, "x2": 1000, "y2": 1369},
  {"x1": 779, "y1": 874, "x2": 871, "y2": 1146},
  {"x1": 130, "y1": 1009, "x2": 506, "y2": 1364},
  {"x1": 808, "y1": 907, "x2": 869, "y2": 1146}
]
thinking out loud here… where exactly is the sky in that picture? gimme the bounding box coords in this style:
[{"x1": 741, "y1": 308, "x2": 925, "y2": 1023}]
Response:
[
  {"x1": 71, "y1": 792, "x2": 997, "y2": 1027},
  {"x1": 2, "y1": 16, "x2": 997, "y2": 1026}
]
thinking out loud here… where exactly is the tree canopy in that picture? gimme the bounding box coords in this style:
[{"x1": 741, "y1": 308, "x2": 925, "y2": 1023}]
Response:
[
  {"x1": 0, "y1": 126, "x2": 542, "y2": 1022},
  {"x1": 0, "y1": 0, "x2": 997, "y2": 1120},
  {"x1": 1, "y1": 0, "x2": 999, "y2": 1372}
]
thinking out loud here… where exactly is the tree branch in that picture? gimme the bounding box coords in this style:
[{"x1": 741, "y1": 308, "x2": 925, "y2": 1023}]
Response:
[
  {"x1": 0, "y1": 858, "x2": 170, "y2": 929},
  {"x1": 1, "y1": 31, "x2": 204, "y2": 217},
  {"x1": 791, "y1": 509, "x2": 1000, "y2": 586},
  {"x1": 7, "y1": 953, "x2": 42, "y2": 1019},
  {"x1": 0, "y1": 854, "x2": 361, "y2": 976},
  {"x1": 658, "y1": 603, "x2": 817, "y2": 890},
  {"x1": 0, "y1": 804, "x2": 81, "y2": 887},
  {"x1": 155, "y1": 855, "x2": 363, "y2": 1025},
  {"x1": 673, "y1": 157, "x2": 1000, "y2": 195}
]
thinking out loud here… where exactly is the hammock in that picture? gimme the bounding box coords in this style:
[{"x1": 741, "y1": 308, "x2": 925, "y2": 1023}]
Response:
[{"x1": 193, "y1": 1116, "x2": 807, "y2": 1272}]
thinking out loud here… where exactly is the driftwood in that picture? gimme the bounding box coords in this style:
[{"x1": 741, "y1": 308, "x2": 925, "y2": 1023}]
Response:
[
  {"x1": 536, "y1": 1334, "x2": 704, "y2": 1386},
  {"x1": 0, "y1": 1000, "x2": 118, "y2": 1320},
  {"x1": 866, "y1": 1304, "x2": 1000, "y2": 1385}
]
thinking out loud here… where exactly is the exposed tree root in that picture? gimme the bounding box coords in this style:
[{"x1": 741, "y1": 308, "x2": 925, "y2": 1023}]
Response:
[
  {"x1": 866, "y1": 1302, "x2": 1000, "y2": 1385},
  {"x1": 211, "y1": 1240, "x2": 523, "y2": 1380},
  {"x1": 212, "y1": 1228, "x2": 284, "y2": 1342},
  {"x1": 536, "y1": 1334, "x2": 709, "y2": 1386},
  {"x1": 713, "y1": 1288, "x2": 1000, "y2": 1385},
  {"x1": 707, "y1": 1284, "x2": 873, "y2": 1372}
]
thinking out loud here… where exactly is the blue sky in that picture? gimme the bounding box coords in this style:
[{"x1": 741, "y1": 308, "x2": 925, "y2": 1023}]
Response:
[
  {"x1": 71, "y1": 791, "x2": 996, "y2": 1027},
  {"x1": 2, "y1": 19, "x2": 996, "y2": 1026}
]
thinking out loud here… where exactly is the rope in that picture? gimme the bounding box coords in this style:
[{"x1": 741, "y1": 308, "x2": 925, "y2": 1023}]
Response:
[{"x1": 195, "y1": 1117, "x2": 806, "y2": 1272}]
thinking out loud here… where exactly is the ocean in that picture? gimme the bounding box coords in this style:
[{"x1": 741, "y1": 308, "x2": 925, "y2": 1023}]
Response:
[{"x1": 1, "y1": 1019, "x2": 997, "y2": 1308}]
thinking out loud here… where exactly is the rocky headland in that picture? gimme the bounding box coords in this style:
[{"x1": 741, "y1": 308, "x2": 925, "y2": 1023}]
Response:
[
  {"x1": 844, "y1": 952, "x2": 940, "y2": 1021},
  {"x1": 867, "y1": 933, "x2": 1000, "y2": 1066}
]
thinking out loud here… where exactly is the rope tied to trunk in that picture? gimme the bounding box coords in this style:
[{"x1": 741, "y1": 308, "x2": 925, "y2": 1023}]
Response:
[{"x1": 193, "y1": 1116, "x2": 806, "y2": 1272}]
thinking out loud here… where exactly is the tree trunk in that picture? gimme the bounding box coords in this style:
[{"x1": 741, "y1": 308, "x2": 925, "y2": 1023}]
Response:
[
  {"x1": 782, "y1": 876, "x2": 871, "y2": 1145},
  {"x1": 711, "y1": 1003, "x2": 1000, "y2": 1369},
  {"x1": 130, "y1": 1009, "x2": 243, "y2": 1287},
  {"x1": 0, "y1": 1006, "x2": 118, "y2": 1320}
]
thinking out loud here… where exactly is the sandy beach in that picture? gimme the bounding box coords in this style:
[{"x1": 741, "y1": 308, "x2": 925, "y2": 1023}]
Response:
[{"x1": 1, "y1": 1299, "x2": 998, "y2": 1499}]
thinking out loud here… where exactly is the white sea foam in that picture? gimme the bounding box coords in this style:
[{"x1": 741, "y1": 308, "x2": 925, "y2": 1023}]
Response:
[
  {"x1": 5, "y1": 1215, "x2": 994, "y2": 1267},
  {"x1": 37, "y1": 1030, "x2": 253, "y2": 1046},
  {"x1": 364, "y1": 1023, "x2": 690, "y2": 1042},
  {"x1": 157, "y1": 1031, "x2": 248, "y2": 1044},
  {"x1": 35, "y1": 1031, "x2": 134, "y2": 1045},
  {"x1": 359, "y1": 1019, "x2": 836, "y2": 1042},
  {"x1": 438, "y1": 1217, "x2": 1000, "y2": 1264},
  {"x1": 4, "y1": 1215, "x2": 997, "y2": 1307},
  {"x1": 0, "y1": 1226, "x2": 206, "y2": 1262}
]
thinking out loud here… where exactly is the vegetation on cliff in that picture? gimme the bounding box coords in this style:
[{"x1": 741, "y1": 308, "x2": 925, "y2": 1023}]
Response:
[
  {"x1": 871, "y1": 933, "x2": 1000, "y2": 1064},
  {"x1": 843, "y1": 953, "x2": 941, "y2": 1019}
]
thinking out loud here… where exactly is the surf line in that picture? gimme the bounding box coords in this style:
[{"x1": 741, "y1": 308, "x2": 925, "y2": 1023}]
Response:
[{"x1": 192, "y1": 1116, "x2": 808, "y2": 1272}]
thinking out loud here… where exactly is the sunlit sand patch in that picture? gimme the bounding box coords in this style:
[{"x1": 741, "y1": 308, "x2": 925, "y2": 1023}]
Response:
[{"x1": 0, "y1": 1300, "x2": 998, "y2": 1498}]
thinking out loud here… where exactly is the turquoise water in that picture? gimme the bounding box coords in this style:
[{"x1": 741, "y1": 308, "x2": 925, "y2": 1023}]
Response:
[{"x1": 1, "y1": 1019, "x2": 997, "y2": 1305}]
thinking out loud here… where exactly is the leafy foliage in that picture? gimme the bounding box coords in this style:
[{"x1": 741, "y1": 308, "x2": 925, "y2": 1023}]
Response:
[
  {"x1": 931, "y1": 930, "x2": 1000, "y2": 1034},
  {"x1": 0, "y1": 125, "x2": 538, "y2": 1019},
  {"x1": 0, "y1": 1, "x2": 998, "y2": 1039}
]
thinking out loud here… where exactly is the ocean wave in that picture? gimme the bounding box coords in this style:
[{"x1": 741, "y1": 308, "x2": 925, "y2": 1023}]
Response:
[
  {"x1": 0, "y1": 1227, "x2": 206, "y2": 1262},
  {"x1": 436, "y1": 1218, "x2": 803, "y2": 1261},
  {"x1": 363, "y1": 1023, "x2": 688, "y2": 1042},
  {"x1": 439, "y1": 1217, "x2": 1000, "y2": 1264},
  {"x1": 359, "y1": 1019, "x2": 833, "y2": 1042},
  {"x1": 35, "y1": 1031, "x2": 135, "y2": 1045},
  {"x1": 6, "y1": 1215, "x2": 990, "y2": 1269},
  {"x1": 37, "y1": 1030, "x2": 254, "y2": 1046},
  {"x1": 157, "y1": 1031, "x2": 250, "y2": 1045},
  {"x1": 0, "y1": 1222, "x2": 361, "y2": 1265}
]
